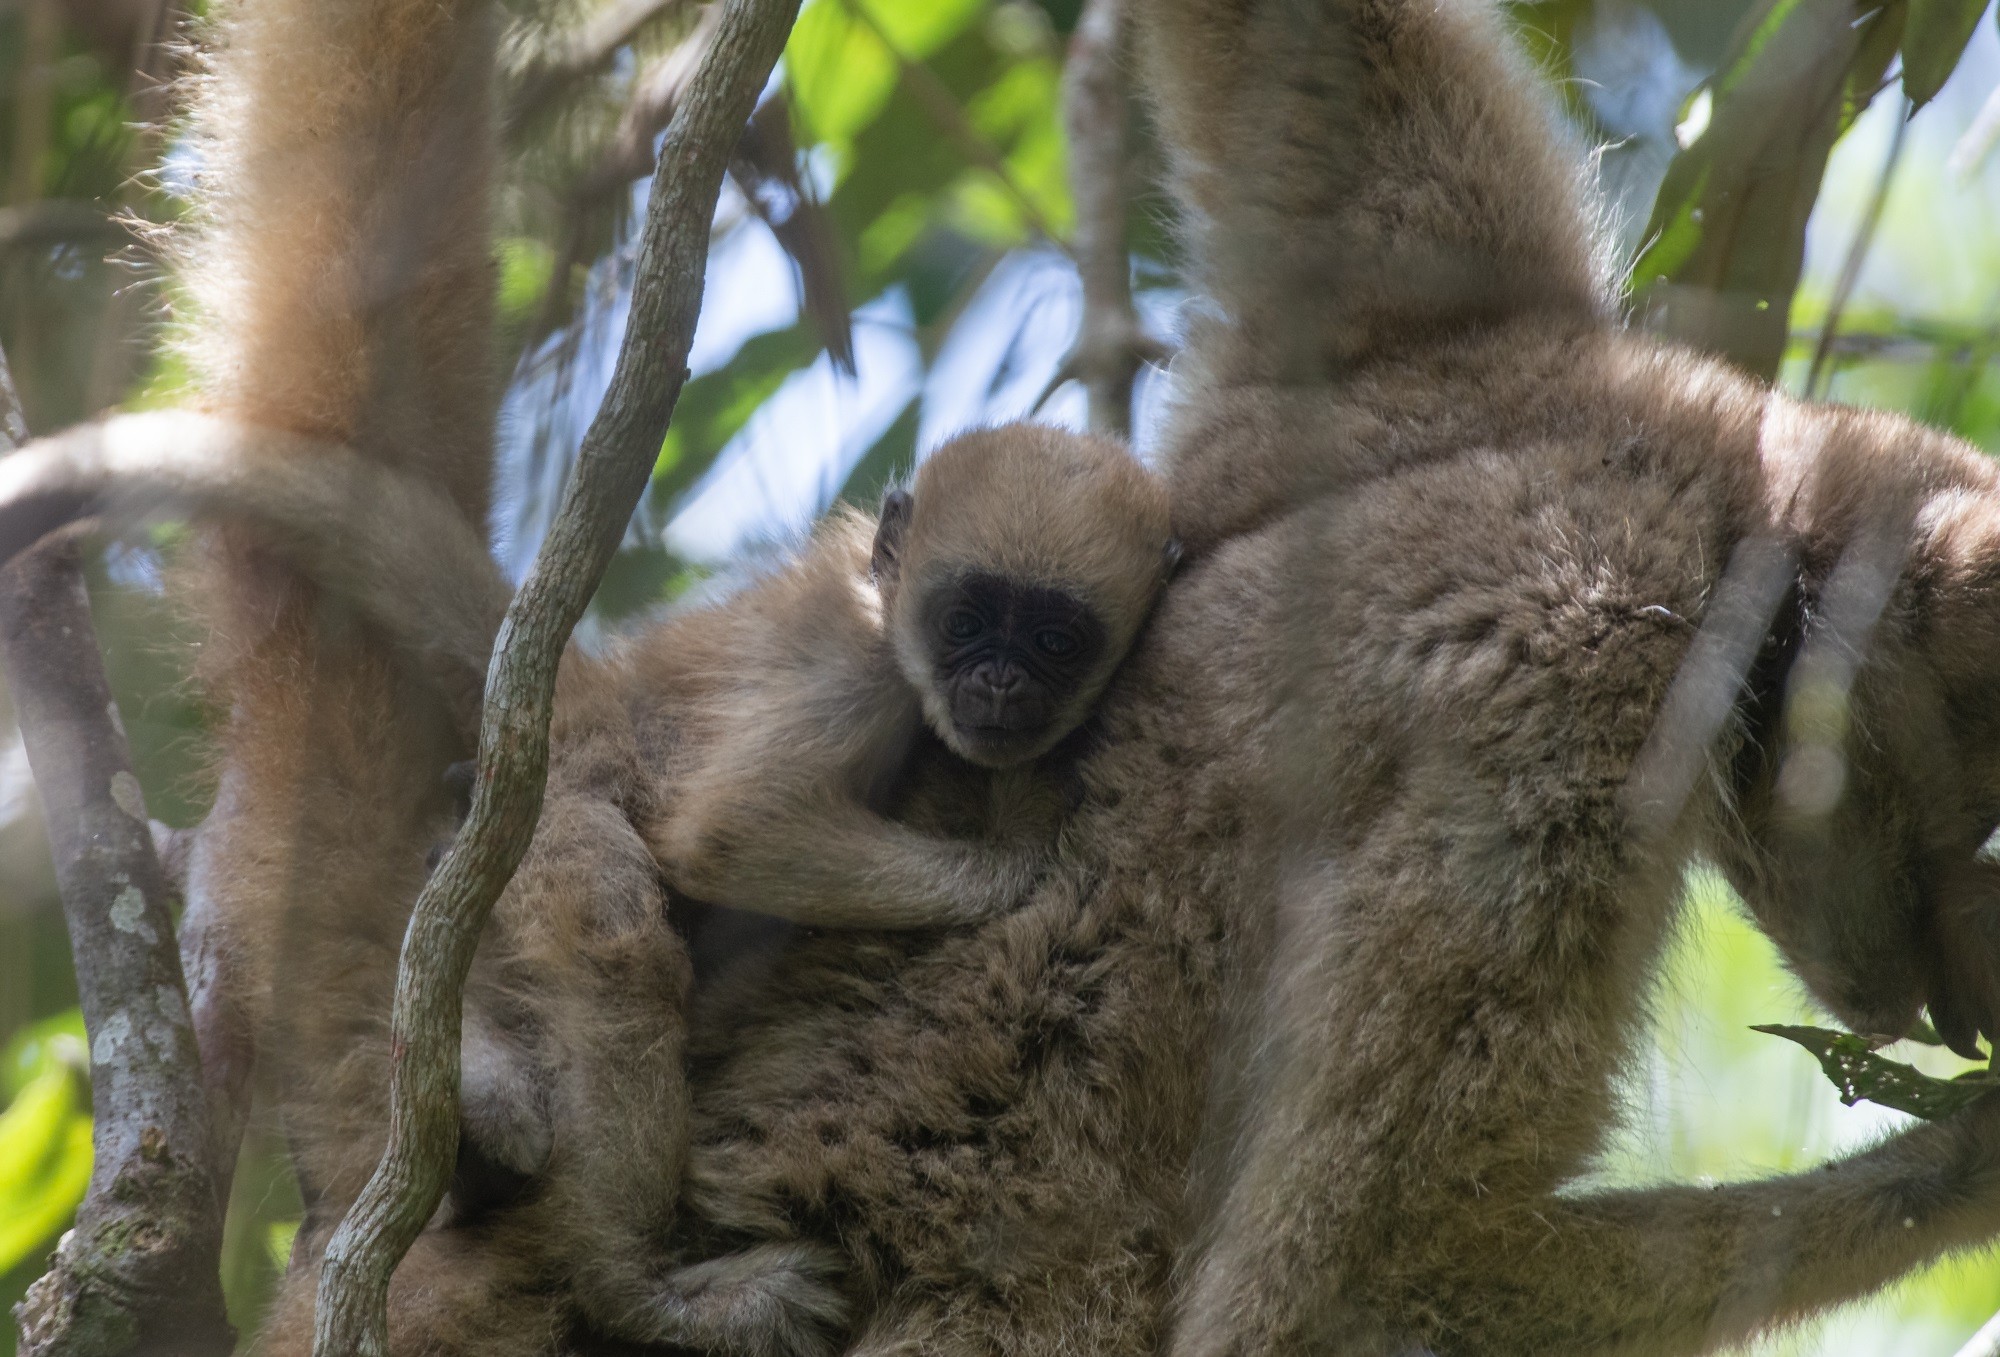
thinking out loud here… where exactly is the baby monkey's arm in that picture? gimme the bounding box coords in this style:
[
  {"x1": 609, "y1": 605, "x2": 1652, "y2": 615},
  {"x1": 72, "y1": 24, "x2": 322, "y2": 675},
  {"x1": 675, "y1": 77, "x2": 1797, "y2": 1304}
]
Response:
[
  {"x1": 642, "y1": 518, "x2": 1052, "y2": 932},
  {"x1": 652, "y1": 669, "x2": 1049, "y2": 930}
]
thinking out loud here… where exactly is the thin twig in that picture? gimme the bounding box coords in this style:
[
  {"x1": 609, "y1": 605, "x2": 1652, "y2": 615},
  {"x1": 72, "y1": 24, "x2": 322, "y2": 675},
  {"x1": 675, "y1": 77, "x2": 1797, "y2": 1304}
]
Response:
[
  {"x1": 0, "y1": 201, "x2": 132, "y2": 257},
  {"x1": 306, "y1": 0, "x2": 801, "y2": 1352},
  {"x1": 0, "y1": 343, "x2": 230, "y2": 1356},
  {"x1": 1805, "y1": 94, "x2": 1908, "y2": 400},
  {"x1": 1055, "y1": 0, "x2": 1155, "y2": 435},
  {"x1": 836, "y1": 0, "x2": 1073, "y2": 256},
  {"x1": 1953, "y1": 1307, "x2": 2000, "y2": 1357},
  {"x1": 1948, "y1": 82, "x2": 2000, "y2": 181}
]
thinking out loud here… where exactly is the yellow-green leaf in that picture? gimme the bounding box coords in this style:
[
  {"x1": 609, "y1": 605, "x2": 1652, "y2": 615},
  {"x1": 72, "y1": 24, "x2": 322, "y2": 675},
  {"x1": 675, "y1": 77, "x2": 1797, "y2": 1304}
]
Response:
[
  {"x1": 0, "y1": 1066, "x2": 80, "y2": 1200},
  {"x1": 0, "y1": 1115, "x2": 92, "y2": 1275},
  {"x1": 786, "y1": 0, "x2": 985, "y2": 155}
]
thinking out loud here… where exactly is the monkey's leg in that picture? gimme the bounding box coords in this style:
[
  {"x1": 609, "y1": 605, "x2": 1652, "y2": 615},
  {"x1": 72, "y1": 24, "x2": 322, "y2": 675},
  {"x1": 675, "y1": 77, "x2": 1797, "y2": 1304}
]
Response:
[
  {"x1": 1181, "y1": 1073, "x2": 2000, "y2": 1357},
  {"x1": 475, "y1": 787, "x2": 700, "y2": 1341},
  {"x1": 1131, "y1": 0, "x2": 1607, "y2": 548},
  {"x1": 1183, "y1": 1107, "x2": 2000, "y2": 1357},
  {"x1": 1138, "y1": 0, "x2": 1601, "y2": 364},
  {"x1": 494, "y1": 795, "x2": 856, "y2": 1357},
  {"x1": 611, "y1": 1242, "x2": 853, "y2": 1357},
  {"x1": 1168, "y1": 844, "x2": 2000, "y2": 1357}
]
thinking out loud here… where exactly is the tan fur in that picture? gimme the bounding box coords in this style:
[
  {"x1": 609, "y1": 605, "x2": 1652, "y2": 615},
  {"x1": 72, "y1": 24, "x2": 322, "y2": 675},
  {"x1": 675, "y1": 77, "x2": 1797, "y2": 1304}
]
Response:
[
  {"x1": 886, "y1": 426, "x2": 1174, "y2": 766},
  {"x1": 166, "y1": 0, "x2": 502, "y2": 1231},
  {"x1": 126, "y1": 1, "x2": 628, "y2": 1351},
  {"x1": 0, "y1": 411, "x2": 508, "y2": 727},
  {"x1": 649, "y1": 4, "x2": 2000, "y2": 1356},
  {"x1": 109, "y1": 0, "x2": 2000, "y2": 1353},
  {"x1": 247, "y1": 464, "x2": 1166, "y2": 1354},
  {"x1": 655, "y1": 429, "x2": 1174, "y2": 926},
  {"x1": 0, "y1": 247, "x2": 1167, "y2": 1357}
]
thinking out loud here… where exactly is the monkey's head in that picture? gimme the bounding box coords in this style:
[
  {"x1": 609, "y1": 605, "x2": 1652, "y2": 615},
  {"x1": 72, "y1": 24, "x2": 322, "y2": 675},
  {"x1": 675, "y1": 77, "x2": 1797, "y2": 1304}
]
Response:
[
  {"x1": 1724, "y1": 401, "x2": 2000, "y2": 1054},
  {"x1": 870, "y1": 425, "x2": 1178, "y2": 769}
]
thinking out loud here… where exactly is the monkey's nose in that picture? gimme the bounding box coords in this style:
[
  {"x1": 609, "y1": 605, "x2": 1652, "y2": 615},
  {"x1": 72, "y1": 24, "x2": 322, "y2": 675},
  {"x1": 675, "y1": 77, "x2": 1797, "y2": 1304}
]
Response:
[{"x1": 955, "y1": 665, "x2": 1045, "y2": 732}]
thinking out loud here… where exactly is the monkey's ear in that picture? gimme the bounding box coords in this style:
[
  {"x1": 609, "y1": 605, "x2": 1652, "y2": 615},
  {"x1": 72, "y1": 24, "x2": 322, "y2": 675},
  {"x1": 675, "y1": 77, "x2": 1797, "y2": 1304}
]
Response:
[
  {"x1": 873, "y1": 489, "x2": 912, "y2": 582},
  {"x1": 1162, "y1": 538, "x2": 1185, "y2": 577}
]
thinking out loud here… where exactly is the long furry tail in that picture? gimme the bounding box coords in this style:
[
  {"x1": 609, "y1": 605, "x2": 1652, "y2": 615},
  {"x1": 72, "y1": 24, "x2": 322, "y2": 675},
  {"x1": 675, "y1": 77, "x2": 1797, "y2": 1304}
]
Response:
[
  {"x1": 161, "y1": 0, "x2": 506, "y2": 1226},
  {"x1": 1134, "y1": 0, "x2": 1608, "y2": 383},
  {"x1": 0, "y1": 411, "x2": 506, "y2": 730},
  {"x1": 177, "y1": 0, "x2": 499, "y2": 508}
]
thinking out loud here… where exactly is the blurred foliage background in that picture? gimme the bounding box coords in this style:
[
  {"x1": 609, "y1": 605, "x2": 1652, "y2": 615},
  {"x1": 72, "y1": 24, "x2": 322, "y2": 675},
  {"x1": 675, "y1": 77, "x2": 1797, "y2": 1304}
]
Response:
[{"x1": 6, "y1": 0, "x2": 2000, "y2": 1350}]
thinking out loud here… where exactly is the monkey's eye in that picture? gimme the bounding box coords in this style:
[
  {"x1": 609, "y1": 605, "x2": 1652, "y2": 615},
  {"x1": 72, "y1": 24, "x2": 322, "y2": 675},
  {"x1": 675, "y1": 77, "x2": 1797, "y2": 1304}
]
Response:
[
  {"x1": 943, "y1": 610, "x2": 983, "y2": 642},
  {"x1": 1034, "y1": 629, "x2": 1080, "y2": 658}
]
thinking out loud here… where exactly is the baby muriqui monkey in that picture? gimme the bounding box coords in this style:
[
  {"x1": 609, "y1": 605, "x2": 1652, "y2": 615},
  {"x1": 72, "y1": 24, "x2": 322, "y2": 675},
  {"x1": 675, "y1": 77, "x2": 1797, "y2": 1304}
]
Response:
[
  {"x1": 645, "y1": 423, "x2": 1179, "y2": 932},
  {"x1": 518, "y1": 422, "x2": 1180, "y2": 1352}
]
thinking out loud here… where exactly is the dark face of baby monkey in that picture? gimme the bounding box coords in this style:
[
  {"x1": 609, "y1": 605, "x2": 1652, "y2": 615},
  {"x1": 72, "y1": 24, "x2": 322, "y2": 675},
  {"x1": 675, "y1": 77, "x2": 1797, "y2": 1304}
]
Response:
[{"x1": 872, "y1": 426, "x2": 1178, "y2": 769}]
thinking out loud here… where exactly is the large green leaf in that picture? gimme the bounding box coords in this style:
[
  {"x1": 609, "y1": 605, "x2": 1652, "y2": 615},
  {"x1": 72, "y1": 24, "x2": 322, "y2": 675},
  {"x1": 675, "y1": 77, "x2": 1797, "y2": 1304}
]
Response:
[
  {"x1": 652, "y1": 323, "x2": 823, "y2": 507},
  {"x1": 1633, "y1": 0, "x2": 1906, "y2": 378},
  {"x1": 786, "y1": 0, "x2": 987, "y2": 158},
  {"x1": 1903, "y1": 0, "x2": 1988, "y2": 107},
  {"x1": 826, "y1": 21, "x2": 1047, "y2": 292},
  {"x1": 0, "y1": 1016, "x2": 92, "y2": 1276},
  {"x1": 950, "y1": 55, "x2": 1070, "y2": 244}
]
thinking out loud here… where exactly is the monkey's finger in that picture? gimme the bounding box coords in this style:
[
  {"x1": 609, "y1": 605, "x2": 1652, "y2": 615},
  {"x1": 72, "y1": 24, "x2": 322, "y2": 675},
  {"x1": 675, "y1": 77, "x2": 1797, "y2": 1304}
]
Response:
[
  {"x1": 443, "y1": 759, "x2": 478, "y2": 819},
  {"x1": 1929, "y1": 994, "x2": 1985, "y2": 1062}
]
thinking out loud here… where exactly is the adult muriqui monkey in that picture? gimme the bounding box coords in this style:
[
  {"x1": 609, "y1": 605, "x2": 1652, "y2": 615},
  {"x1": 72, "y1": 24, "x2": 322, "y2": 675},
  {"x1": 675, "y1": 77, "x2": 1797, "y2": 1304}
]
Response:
[{"x1": 658, "y1": 2, "x2": 2000, "y2": 1355}]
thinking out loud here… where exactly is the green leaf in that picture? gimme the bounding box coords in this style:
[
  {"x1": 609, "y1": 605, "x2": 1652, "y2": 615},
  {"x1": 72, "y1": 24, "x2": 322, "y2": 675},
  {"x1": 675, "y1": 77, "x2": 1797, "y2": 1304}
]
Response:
[
  {"x1": 0, "y1": 1066, "x2": 81, "y2": 1200},
  {"x1": 496, "y1": 236, "x2": 555, "y2": 330},
  {"x1": 0, "y1": 1115, "x2": 93, "y2": 1275},
  {"x1": 267, "y1": 1219, "x2": 301, "y2": 1270},
  {"x1": 1632, "y1": 0, "x2": 1908, "y2": 378},
  {"x1": 1754, "y1": 1023, "x2": 2000, "y2": 1119},
  {"x1": 1903, "y1": 0, "x2": 1988, "y2": 107},
  {"x1": 4, "y1": 1009, "x2": 87, "y2": 1099},
  {"x1": 653, "y1": 323, "x2": 822, "y2": 505},
  {"x1": 827, "y1": 21, "x2": 1023, "y2": 288},
  {"x1": 948, "y1": 55, "x2": 1071, "y2": 244},
  {"x1": 786, "y1": 0, "x2": 986, "y2": 157},
  {"x1": 0, "y1": 1043, "x2": 93, "y2": 1277}
]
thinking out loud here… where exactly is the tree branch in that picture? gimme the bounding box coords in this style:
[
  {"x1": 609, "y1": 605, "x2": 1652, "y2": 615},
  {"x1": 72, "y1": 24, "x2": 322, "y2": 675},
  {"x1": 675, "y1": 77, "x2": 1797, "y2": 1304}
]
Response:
[
  {"x1": 1955, "y1": 1308, "x2": 2000, "y2": 1357},
  {"x1": 574, "y1": 2, "x2": 722, "y2": 200},
  {"x1": 306, "y1": 0, "x2": 802, "y2": 1352},
  {"x1": 0, "y1": 344, "x2": 231, "y2": 1355},
  {"x1": 1054, "y1": 0, "x2": 1159, "y2": 435}
]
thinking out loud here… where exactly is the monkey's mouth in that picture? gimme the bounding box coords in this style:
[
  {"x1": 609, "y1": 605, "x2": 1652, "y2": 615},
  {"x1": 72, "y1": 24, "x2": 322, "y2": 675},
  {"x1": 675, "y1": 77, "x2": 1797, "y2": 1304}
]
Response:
[
  {"x1": 952, "y1": 721, "x2": 1051, "y2": 765},
  {"x1": 950, "y1": 687, "x2": 1051, "y2": 735}
]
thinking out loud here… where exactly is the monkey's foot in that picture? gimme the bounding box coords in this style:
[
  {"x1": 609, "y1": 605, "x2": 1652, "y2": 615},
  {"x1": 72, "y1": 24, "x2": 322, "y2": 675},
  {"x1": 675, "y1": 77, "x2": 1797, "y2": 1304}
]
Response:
[{"x1": 618, "y1": 1242, "x2": 852, "y2": 1357}]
